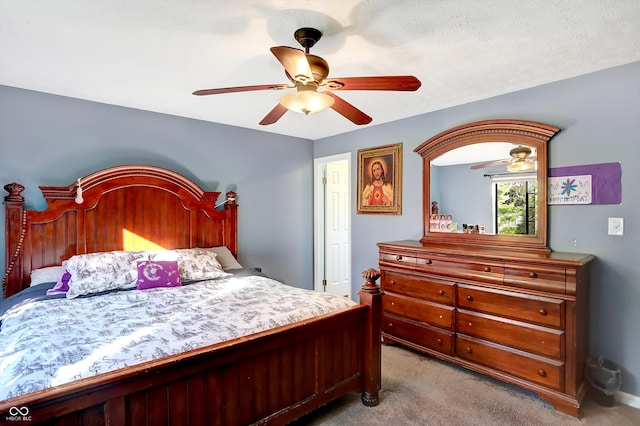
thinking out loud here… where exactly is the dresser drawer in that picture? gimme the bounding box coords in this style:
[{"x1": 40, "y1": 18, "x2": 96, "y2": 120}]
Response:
[
  {"x1": 382, "y1": 271, "x2": 454, "y2": 305},
  {"x1": 384, "y1": 293, "x2": 454, "y2": 329},
  {"x1": 504, "y1": 264, "x2": 566, "y2": 294},
  {"x1": 457, "y1": 284, "x2": 564, "y2": 328},
  {"x1": 383, "y1": 314, "x2": 454, "y2": 356},
  {"x1": 457, "y1": 309, "x2": 564, "y2": 359},
  {"x1": 380, "y1": 250, "x2": 417, "y2": 269},
  {"x1": 456, "y1": 334, "x2": 564, "y2": 391},
  {"x1": 416, "y1": 255, "x2": 503, "y2": 285}
]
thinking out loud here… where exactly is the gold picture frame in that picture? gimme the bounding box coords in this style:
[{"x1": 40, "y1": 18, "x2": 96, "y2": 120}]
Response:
[{"x1": 357, "y1": 143, "x2": 402, "y2": 214}]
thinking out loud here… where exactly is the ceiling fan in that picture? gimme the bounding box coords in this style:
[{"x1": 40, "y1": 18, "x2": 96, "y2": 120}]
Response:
[
  {"x1": 470, "y1": 145, "x2": 537, "y2": 172},
  {"x1": 192, "y1": 27, "x2": 421, "y2": 126}
]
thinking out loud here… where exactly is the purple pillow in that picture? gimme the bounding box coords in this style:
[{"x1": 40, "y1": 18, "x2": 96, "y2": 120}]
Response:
[
  {"x1": 136, "y1": 260, "x2": 182, "y2": 290},
  {"x1": 46, "y1": 262, "x2": 72, "y2": 295}
]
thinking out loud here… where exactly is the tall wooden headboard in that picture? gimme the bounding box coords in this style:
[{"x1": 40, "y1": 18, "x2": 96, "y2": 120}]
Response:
[{"x1": 3, "y1": 165, "x2": 237, "y2": 298}]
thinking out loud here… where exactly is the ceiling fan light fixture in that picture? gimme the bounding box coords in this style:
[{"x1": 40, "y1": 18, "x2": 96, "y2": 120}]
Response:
[
  {"x1": 279, "y1": 89, "x2": 334, "y2": 115},
  {"x1": 507, "y1": 160, "x2": 534, "y2": 172}
]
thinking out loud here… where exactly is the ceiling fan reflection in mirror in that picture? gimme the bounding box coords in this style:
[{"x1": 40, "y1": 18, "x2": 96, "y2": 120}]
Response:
[
  {"x1": 193, "y1": 27, "x2": 422, "y2": 126},
  {"x1": 470, "y1": 145, "x2": 537, "y2": 172}
]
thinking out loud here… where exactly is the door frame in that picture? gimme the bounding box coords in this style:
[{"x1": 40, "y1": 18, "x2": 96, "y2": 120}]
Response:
[{"x1": 313, "y1": 153, "x2": 352, "y2": 296}]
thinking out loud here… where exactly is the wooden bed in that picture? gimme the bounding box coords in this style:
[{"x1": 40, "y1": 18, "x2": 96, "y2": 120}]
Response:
[{"x1": 1, "y1": 164, "x2": 382, "y2": 425}]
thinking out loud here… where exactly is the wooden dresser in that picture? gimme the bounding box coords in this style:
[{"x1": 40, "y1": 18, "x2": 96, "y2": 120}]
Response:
[{"x1": 378, "y1": 240, "x2": 594, "y2": 417}]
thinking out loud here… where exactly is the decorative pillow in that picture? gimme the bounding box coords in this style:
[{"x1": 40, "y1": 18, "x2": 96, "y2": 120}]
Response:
[
  {"x1": 201, "y1": 246, "x2": 243, "y2": 270},
  {"x1": 65, "y1": 250, "x2": 149, "y2": 299},
  {"x1": 46, "y1": 261, "x2": 72, "y2": 295},
  {"x1": 150, "y1": 248, "x2": 231, "y2": 281},
  {"x1": 30, "y1": 266, "x2": 66, "y2": 286},
  {"x1": 136, "y1": 260, "x2": 182, "y2": 290}
]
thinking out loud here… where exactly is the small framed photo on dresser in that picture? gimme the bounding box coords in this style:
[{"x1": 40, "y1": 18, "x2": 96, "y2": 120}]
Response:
[{"x1": 357, "y1": 142, "x2": 402, "y2": 214}]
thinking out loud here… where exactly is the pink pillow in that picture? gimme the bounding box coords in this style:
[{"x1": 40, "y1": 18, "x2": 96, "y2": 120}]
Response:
[{"x1": 136, "y1": 260, "x2": 182, "y2": 290}]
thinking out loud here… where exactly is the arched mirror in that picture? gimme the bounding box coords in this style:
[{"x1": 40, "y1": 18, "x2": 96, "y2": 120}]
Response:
[{"x1": 414, "y1": 119, "x2": 560, "y2": 253}]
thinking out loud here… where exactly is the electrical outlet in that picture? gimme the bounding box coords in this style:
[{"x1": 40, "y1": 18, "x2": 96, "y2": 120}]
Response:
[{"x1": 608, "y1": 217, "x2": 624, "y2": 236}]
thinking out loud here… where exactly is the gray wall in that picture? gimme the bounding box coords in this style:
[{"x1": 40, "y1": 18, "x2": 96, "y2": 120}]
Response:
[
  {"x1": 314, "y1": 62, "x2": 640, "y2": 396},
  {"x1": 436, "y1": 163, "x2": 494, "y2": 231},
  {"x1": 1, "y1": 61, "x2": 638, "y2": 397},
  {"x1": 0, "y1": 86, "x2": 314, "y2": 288}
]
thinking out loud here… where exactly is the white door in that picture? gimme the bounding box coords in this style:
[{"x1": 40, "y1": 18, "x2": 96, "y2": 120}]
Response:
[{"x1": 314, "y1": 154, "x2": 351, "y2": 297}]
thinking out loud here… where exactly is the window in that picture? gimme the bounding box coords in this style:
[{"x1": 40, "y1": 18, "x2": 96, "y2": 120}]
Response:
[{"x1": 494, "y1": 178, "x2": 537, "y2": 235}]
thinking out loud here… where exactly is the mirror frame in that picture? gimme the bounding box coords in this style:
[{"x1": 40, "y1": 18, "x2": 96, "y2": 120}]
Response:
[{"x1": 414, "y1": 119, "x2": 560, "y2": 253}]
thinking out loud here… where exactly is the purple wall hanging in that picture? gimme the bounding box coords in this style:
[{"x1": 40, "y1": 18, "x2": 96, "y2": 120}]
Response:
[{"x1": 548, "y1": 162, "x2": 622, "y2": 205}]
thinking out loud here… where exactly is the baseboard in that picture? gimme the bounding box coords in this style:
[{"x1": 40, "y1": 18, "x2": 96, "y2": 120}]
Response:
[{"x1": 617, "y1": 391, "x2": 640, "y2": 409}]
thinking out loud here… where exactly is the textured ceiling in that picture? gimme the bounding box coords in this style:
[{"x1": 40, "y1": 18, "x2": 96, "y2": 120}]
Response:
[{"x1": 1, "y1": 0, "x2": 639, "y2": 140}]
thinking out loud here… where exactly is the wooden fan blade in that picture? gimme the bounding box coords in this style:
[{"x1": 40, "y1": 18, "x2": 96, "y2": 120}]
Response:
[
  {"x1": 270, "y1": 46, "x2": 313, "y2": 83},
  {"x1": 259, "y1": 103, "x2": 288, "y2": 126},
  {"x1": 324, "y1": 76, "x2": 421, "y2": 91},
  {"x1": 326, "y1": 92, "x2": 372, "y2": 125},
  {"x1": 470, "y1": 159, "x2": 511, "y2": 170},
  {"x1": 193, "y1": 84, "x2": 290, "y2": 96}
]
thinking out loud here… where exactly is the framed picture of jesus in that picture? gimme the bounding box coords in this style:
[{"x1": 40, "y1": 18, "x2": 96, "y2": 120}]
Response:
[{"x1": 357, "y1": 142, "x2": 402, "y2": 214}]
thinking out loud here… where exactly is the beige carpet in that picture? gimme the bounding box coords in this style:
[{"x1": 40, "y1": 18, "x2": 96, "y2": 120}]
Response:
[{"x1": 292, "y1": 345, "x2": 640, "y2": 426}]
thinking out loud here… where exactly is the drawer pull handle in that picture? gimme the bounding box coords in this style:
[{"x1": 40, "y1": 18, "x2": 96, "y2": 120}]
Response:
[
  {"x1": 466, "y1": 347, "x2": 472, "y2": 354},
  {"x1": 438, "y1": 289, "x2": 445, "y2": 296},
  {"x1": 388, "y1": 322, "x2": 394, "y2": 328},
  {"x1": 538, "y1": 369, "x2": 547, "y2": 377},
  {"x1": 529, "y1": 272, "x2": 538, "y2": 278},
  {"x1": 466, "y1": 295, "x2": 473, "y2": 302},
  {"x1": 391, "y1": 301, "x2": 395, "y2": 306},
  {"x1": 424, "y1": 259, "x2": 432, "y2": 265},
  {"x1": 390, "y1": 280, "x2": 396, "y2": 286},
  {"x1": 539, "y1": 309, "x2": 547, "y2": 316},
  {"x1": 468, "y1": 322, "x2": 472, "y2": 327},
  {"x1": 436, "y1": 338, "x2": 443, "y2": 345},
  {"x1": 484, "y1": 266, "x2": 491, "y2": 272},
  {"x1": 396, "y1": 255, "x2": 403, "y2": 261},
  {"x1": 439, "y1": 315, "x2": 443, "y2": 319}
]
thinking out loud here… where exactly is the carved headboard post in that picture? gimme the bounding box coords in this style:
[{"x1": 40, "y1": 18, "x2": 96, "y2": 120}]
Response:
[
  {"x1": 3, "y1": 182, "x2": 26, "y2": 298},
  {"x1": 224, "y1": 191, "x2": 238, "y2": 257}
]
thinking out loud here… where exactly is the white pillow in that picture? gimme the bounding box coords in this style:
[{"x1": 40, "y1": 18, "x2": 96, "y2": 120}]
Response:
[
  {"x1": 30, "y1": 266, "x2": 65, "y2": 286},
  {"x1": 65, "y1": 250, "x2": 149, "y2": 299},
  {"x1": 202, "y1": 246, "x2": 243, "y2": 270},
  {"x1": 150, "y1": 248, "x2": 231, "y2": 281}
]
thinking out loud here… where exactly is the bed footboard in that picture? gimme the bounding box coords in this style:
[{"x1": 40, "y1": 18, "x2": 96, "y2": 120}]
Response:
[{"x1": 0, "y1": 276, "x2": 382, "y2": 425}]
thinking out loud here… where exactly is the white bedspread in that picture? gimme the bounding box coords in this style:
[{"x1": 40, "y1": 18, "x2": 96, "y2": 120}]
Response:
[{"x1": 0, "y1": 274, "x2": 356, "y2": 401}]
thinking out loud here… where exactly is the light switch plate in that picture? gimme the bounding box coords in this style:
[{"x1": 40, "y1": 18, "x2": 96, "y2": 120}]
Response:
[{"x1": 608, "y1": 217, "x2": 624, "y2": 236}]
